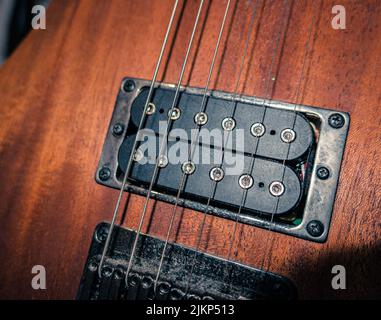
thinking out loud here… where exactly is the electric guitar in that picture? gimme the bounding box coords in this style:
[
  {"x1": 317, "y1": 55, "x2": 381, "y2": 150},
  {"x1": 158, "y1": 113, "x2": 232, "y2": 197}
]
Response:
[{"x1": 0, "y1": 0, "x2": 380, "y2": 300}]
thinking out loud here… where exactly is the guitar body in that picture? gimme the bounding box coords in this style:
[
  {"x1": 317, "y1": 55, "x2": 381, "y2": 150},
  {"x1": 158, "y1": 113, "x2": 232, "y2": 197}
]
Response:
[{"x1": 0, "y1": 0, "x2": 380, "y2": 299}]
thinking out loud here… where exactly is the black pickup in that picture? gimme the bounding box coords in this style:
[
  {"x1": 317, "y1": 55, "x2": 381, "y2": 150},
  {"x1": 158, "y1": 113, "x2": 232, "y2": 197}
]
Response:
[
  {"x1": 96, "y1": 78, "x2": 349, "y2": 242},
  {"x1": 117, "y1": 86, "x2": 314, "y2": 217}
]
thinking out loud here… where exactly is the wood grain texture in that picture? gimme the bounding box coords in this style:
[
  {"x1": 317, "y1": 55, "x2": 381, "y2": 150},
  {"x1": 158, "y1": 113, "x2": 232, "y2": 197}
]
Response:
[{"x1": 0, "y1": 0, "x2": 380, "y2": 299}]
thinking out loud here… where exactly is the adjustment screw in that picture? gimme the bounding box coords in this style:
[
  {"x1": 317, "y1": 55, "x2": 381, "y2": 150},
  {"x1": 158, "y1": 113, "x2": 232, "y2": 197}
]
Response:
[
  {"x1": 239, "y1": 174, "x2": 254, "y2": 189},
  {"x1": 306, "y1": 220, "x2": 324, "y2": 237},
  {"x1": 328, "y1": 113, "x2": 345, "y2": 129},
  {"x1": 123, "y1": 79, "x2": 135, "y2": 92},
  {"x1": 133, "y1": 149, "x2": 144, "y2": 162},
  {"x1": 114, "y1": 268, "x2": 124, "y2": 279},
  {"x1": 168, "y1": 107, "x2": 181, "y2": 120},
  {"x1": 194, "y1": 112, "x2": 208, "y2": 126},
  {"x1": 98, "y1": 167, "x2": 111, "y2": 181},
  {"x1": 251, "y1": 123, "x2": 266, "y2": 137},
  {"x1": 157, "y1": 154, "x2": 169, "y2": 168},
  {"x1": 221, "y1": 117, "x2": 236, "y2": 131},
  {"x1": 281, "y1": 128, "x2": 296, "y2": 143},
  {"x1": 101, "y1": 266, "x2": 113, "y2": 277},
  {"x1": 146, "y1": 102, "x2": 156, "y2": 115},
  {"x1": 317, "y1": 166, "x2": 330, "y2": 180},
  {"x1": 269, "y1": 181, "x2": 285, "y2": 197},
  {"x1": 96, "y1": 225, "x2": 109, "y2": 242},
  {"x1": 182, "y1": 161, "x2": 196, "y2": 175},
  {"x1": 210, "y1": 167, "x2": 225, "y2": 182},
  {"x1": 128, "y1": 273, "x2": 140, "y2": 286},
  {"x1": 112, "y1": 123, "x2": 124, "y2": 136}
]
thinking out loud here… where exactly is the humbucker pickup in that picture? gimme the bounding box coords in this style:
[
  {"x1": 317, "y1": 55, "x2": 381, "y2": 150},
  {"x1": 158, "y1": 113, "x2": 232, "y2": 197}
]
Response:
[{"x1": 96, "y1": 78, "x2": 349, "y2": 242}]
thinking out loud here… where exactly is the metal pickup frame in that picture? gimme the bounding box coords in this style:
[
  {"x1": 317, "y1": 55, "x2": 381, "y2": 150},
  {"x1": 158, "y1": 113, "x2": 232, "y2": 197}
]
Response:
[{"x1": 96, "y1": 78, "x2": 350, "y2": 243}]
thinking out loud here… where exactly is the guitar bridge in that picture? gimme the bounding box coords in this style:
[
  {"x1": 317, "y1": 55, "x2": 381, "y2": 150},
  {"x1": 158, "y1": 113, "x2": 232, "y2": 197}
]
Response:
[
  {"x1": 96, "y1": 78, "x2": 349, "y2": 242},
  {"x1": 77, "y1": 223, "x2": 296, "y2": 300}
]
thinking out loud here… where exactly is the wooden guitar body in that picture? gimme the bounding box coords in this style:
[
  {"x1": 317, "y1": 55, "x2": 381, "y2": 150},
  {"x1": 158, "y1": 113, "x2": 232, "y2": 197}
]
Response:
[{"x1": 0, "y1": 0, "x2": 380, "y2": 299}]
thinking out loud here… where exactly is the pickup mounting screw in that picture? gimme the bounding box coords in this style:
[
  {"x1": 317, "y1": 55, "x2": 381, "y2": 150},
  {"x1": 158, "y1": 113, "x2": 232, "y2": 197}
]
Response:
[
  {"x1": 96, "y1": 224, "x2": 109, "y2": 242},
  {"x1": 317, "y1": 166, "x2": 330, "y2": 180},
  {"x1": 251, "y1": 123, "x2": 265, "y2": 137},
  {"x1": 281, "y1": 128, "x2": 296, "y2": 143},
  {"x1": 328, "y1": 113, "x2": 345, "y2": 129},
  {"x1": 307, "y1": 220, "x2": 324, "y2": 237},
  {"x1": 182, "y1": 161, "x2": 196, "y2": 175},
  {"x1": 269, "y1": 181, "x2": 285, "y2": 197},
  {"x1": 112, "y1": 123, "x2": 124, "y2": 136},
  {"x1": 123, "y1": 79, "x2": 135, "y2": 92},
  {"x1": 239, "y1": 174, "x2": 254, "y2": 189},
  {"x1": 98, "y1": 167, "x2": 111, "y2": 181},
  {"x1": 222, "y1": 117, "x2": 236, "y2": 131}
]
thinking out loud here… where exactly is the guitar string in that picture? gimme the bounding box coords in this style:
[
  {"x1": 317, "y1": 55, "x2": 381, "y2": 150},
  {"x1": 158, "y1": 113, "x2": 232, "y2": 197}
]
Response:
[
  {"x1": 97, "y1": 0, "x2": 180, "y2": 278},
  {"x1": 224, "y1": 0, "x2": 292, "y2": 264},
  {"x1": 257, "y1": 0, "x2": 320, "y2": 281},
  {"x1": 124, "y1": 0, "x2": 206, "y2": 285},
  {"x1": 223, "y1": 0, "x2": 292, "y2": 276},
  {"x1": 152, "y1": 0, "x2": 233, "y2": 292},
  {"x1": 223, "y1": 0, "x2": 293, "y2": 295},
  {"x1": 183, "y1": 0, "x2": 263, "y2": 294}
]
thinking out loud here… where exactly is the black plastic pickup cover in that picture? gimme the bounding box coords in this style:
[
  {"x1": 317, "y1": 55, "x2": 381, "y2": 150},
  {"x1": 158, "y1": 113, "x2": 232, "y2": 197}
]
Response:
[
  {"x1": 118, "y1": 87, "x2": 314, "y2": 216},
  {"x1": 77, "y1": 223, "x2": 297, "y2": 300}
]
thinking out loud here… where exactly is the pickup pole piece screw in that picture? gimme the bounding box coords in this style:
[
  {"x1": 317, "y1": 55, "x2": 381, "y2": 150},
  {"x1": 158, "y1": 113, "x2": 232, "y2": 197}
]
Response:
[
  {"x1": 182, "y1": 161, "x2": 196, "y2": 175},
  {"x1": 281, "y1": 128, "x2": 296, "y2": 143},
  {"x1": 328, "y1": 113, "x2": 345, "y2": 129},
  {"x1": 112, "y1": 123, "x2": 124, "y2": 136},
  {"x1": 210, "y1": 167, "x2": 224, "y2": 182},
  {"x1": 194, "y1": 112, "x2": 208, "y2": 125},
  {"x1": 146, "y1": 103, "x2": 156, "y2": 115},
  {"x1": 307, "y1": 220, "x2": 324, "y2": 237},
  {"x1": 98, "y1": 167, "x2": 111, "y2": 181},
  {"x1": 239, "y1": 174, "x2": 254, "y2": 189},
  {"x1": 251, "y1": 123, "x2": 265, "y2": 137},
  {"x1": 168, "y1": 107, "x2": 181, "y2": 120},
  {"x1": 123, "y1": 79, "x2": 135, "y2": 92},
  {"x1": 158, "y1": 154, "x2": 169, "y2": 168},
  {"x1": 317, "y1": 166, "x2": 330, "y2": 180},
  {"x1": 269, "y1": 181, "x2": 285, "y2": 197},
  {"x1": 222, "y1": 117, "x2": 236, "y2": 131}
]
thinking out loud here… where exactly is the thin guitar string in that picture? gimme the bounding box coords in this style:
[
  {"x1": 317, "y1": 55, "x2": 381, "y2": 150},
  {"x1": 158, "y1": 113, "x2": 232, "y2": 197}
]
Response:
[
  {"x1": 97, "y1": 0, "x2": 180, "y2": 278},
  {"x1": 257, "y1": 0, "x2": 320, "y2": 279},
  {"x1": 222, "y1": 0, "x2": 293, "y2": 295},
  {"x1": 200, "y1": 0, "x2": 293, "y2": 296},
  {"x1": 183, "y1": 0, "x2": 262, "y2": 294},
  {"x1": 124, "y1": 0, "x2": 206, "y2": 285},
  {"x1": 224, "y1": 0, "x2": 292, "y2": 266},
  {"x1": 152, "y1": 0, "x2": 232, "y2": 292}
]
